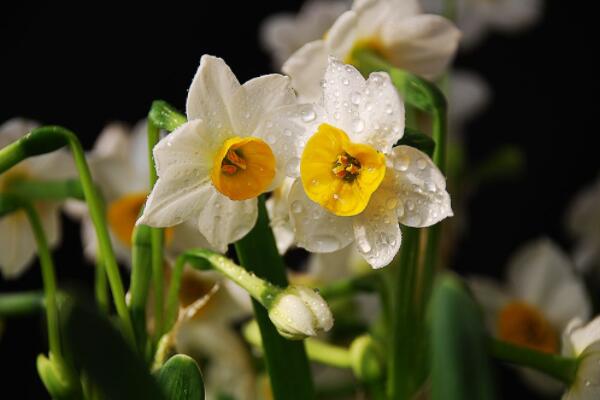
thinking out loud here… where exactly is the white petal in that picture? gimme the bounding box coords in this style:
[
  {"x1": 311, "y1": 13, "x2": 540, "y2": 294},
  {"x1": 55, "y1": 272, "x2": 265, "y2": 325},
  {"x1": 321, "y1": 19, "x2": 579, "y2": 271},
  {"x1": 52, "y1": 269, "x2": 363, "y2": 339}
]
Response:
[
  {"x1": 484, "y1": 0, "x2": 543, "y2": 32},
  {"x1": 283, "y1": 40, "x2": 329, "y2": 102},
  {"x1": 563, "y1": 342, "x2": 600, "y2": 400},
  {"x1": 167, "y1": 220, "x2": 216, "y2": 261},
  {"x1": 467, "y1": 276, "x2": 511, "y2": 333},
  {"x1": 449, "y1": 70, "x2": 491, "y2": 137},
  {"x1": 0, "y1": 212, "x2": 36, "y2": 279},
  {"x1": 230, "y1": 74, "x2": 296, "y2": 136},
  {"x1": 186, "y1": 55, "x2": 240, "y2": 129},
  {"x1": 355, "y1": 0, "x2": 421, "y2": 37},
  {"x1": 287, "y1": 179, "x2": 354, "y2": 253},
  {"x1": 38, "y1": 203, "x2": 61, "y2": 248},
  {"x1": 92, "y1": 123, "x2": 131, "y2": 159},
  {"x1": 358, "y1": 71, "x2": 405, "y2": 153},
  {"x1": 306, "y1": 245, "x2": 355, "y2": 283},
  {"x1": 266, "y1": 180, "x2": 296, "y2": 254},
  {"x1": 387, "y1": 146, "x2": 452, "y2": 227},
  {"x1": 0, "y1": 118, "x2": 39, "y2": 147},
  {"x1": 196, "y1": 190, "x2": 258, "y2": 253},
  {"x1": 507, "y1": 239, "x2": 590, "y2": 325},
  {"x1": 352, "y1": 189, "x2": 401, "y2": 269},
  {"x1": 324, "y1": 10, "x2": 358, "y2": 59},
  {"x1": 129, "y1": 119, "x2": 150, "y2": 181},
  {"x1": 565, "y1": 316, "x2": 600, "y2": 357},
  {"x1": 381, "y1": 14, "x2": 460, "y2": 80},
  {"x1": 26, "y1": 150, "x2": 76, "y2": 181}
]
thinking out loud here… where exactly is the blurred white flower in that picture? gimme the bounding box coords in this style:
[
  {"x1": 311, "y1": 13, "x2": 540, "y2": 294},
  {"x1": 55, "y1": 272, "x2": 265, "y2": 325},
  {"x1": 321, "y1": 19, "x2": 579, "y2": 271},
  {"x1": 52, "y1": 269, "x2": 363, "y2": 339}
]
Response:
[
  {"x1": 469, "y1": 238, "x2": 591, "y2": 394},
  {"x1": 561, "y1": 316, "x2": 600, "y2": 399},
  {"x1": 565, "y1": 175, "x2": 600, "y2": 274},
  {"x1": 420, "y1": 0, "x2": 543, "y2": 49},
  {"x1": 447, "y1": 69, "x2": 491, "y2": 139},
  {"x1": 137, "y1": 55, "x2": 301, "y2": 252},
  {"x1": 276, "y1": 58, "x2": 452, "y2": 268},
  {"x1": 0, "y1": 118, "x2": 75, "y2": 279},
  {"x1": 65, "y1": 121, "x2": 212, "y2": 266},
  {"x1": 261, "y1": 0, "x2": 350, "y2": 69},
  {"x1": 283, "y1": 0, "x2": 460, "y2": 101}
]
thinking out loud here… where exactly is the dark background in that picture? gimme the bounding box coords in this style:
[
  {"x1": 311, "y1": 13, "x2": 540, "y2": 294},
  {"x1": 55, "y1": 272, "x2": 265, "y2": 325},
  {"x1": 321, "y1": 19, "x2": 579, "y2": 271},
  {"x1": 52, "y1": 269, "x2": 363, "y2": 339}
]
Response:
[{"x1": 1, "y1": 1, "x2": 598, "y2": 398}]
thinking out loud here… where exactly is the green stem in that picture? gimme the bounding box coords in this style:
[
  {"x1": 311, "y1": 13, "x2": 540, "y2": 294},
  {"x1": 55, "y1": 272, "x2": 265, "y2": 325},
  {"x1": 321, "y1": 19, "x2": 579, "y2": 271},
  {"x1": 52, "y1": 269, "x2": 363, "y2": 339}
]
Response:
[
  {"x1": 489, "y1": 338, "x2": 578, "y2": 384},
  {"x1": 0, "y1": 291, "x2": 45, "y2": 317},
  {"x1": 6, "y1": 179, "x2": 84, "y2": 201},
  {"x1": 319, "y1": 272, "x2": 378, "y2": 300},
  {"x1": 235, "y1": 196, "x2": 315, "y2": 400},
  {"x1": 147, "y1": 118, "x2": 165, "y2": 340},
  {"x1": 0, "y1": 126, "x2": 135, "y2": 346},
  {"x1": 129, "y1": 224, "x2": 153, "y2": 355},
  {"x1": 94, "y1": 255, "x2": 109, "y2": 314}
]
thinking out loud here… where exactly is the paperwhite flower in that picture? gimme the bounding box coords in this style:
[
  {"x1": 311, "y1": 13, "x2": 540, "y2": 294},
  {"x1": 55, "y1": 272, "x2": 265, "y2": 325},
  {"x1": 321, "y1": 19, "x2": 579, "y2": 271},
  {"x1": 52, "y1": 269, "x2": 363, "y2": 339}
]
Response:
[
  {"x1": 420, "y1": 0, "x2": 543, "y2": 48},
  {"x1": 469, "y1": 238, "x2": 591, "y2": 394},
  {"x1": 561, "y1": 316, "x2": 600, "y2": 399},
  {"x1": 137, "y1": 55, "x2": 300, "y2": 252},
  {"x1": 565, "y1": 175, "x2": 600, "y2": 274},
  {"x1": 65, "y1": 121, "x2": 212, "y2": 266},
  {"x1": 448, "y1": 69, "x2": 490, "y2": 139},
  {"x1": 261, "y1": 0, "x2": 350, "y2": 69},
  {"x1": 283, "y1": 0, "x2": 461, "y2": 101},
  {"x1": 276, "y1": 58, "x2": 452, "y2": 269},
  {"x1": 0, "y1": 119, "x2": 74, "y2": 279}
]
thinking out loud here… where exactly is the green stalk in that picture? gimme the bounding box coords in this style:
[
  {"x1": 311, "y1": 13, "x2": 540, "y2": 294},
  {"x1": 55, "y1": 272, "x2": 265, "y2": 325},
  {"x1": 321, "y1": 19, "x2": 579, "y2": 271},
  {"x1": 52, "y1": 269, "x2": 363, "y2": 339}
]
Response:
[
  {"x1": 318, "y1": 272, "x2": 378, "y2": 300},
  {"x1": 489, "y1": 338, "x2": 578, "y2": 384},
  {"x1": 129, "y1": 224, "x2": 153, "y2": 355},
  {"x1": 0, "y1": 291, "x2": 45, "y2": 317},
  {"x1": 94, "y1": 254, "x2": 109, "y2": 313},
  {"x1": 0, "y1": 126, "x2": 135, "y2": 345},
  {"x1": 6, "y1": 179, "x2": 84, "y2": 201},
  {"x1": 235, "y1": 197, "x2": 315, "y2": 400}
]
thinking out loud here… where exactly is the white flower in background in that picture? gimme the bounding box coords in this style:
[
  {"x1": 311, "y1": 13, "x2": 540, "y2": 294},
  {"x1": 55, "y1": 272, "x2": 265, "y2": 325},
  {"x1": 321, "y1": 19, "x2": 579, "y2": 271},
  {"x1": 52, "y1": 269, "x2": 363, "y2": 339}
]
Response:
[
  {"x1": 561, "y1": 316, "x2": 600, "y2": 399},
  {"x1": 565, "y1": 175, "x2": 600, "y2": 274},
  {"x1": 469, "y1": 238, "x2": 591, "y2": 394},
  {"x1": 283, "y1": 0, "x2": 461, "y2": 101},
  {"x1": 0, "y1": 118, "x2": 74, "y2": 279},
  {"x1": 168, "y1": 269, "x2": 256, "y2": 400},
  {"x1": 137, "y1": 55, "x2": 300, "y2": 252},
  {"x1": 65, "y1": 121, "x2": 212, "y2": 266},
  {"x1": 447, "y1": 69, "x2": 490, "y2": 139},
  {"x1": 261, "y1": 0, "x2": 351, "y2": 69},
  {"x1": 275, "y1": 58, "x2": 452, "y2": 269},
  {"x1": 420, "y1": 0, "x2": 543, "y2": 49}
]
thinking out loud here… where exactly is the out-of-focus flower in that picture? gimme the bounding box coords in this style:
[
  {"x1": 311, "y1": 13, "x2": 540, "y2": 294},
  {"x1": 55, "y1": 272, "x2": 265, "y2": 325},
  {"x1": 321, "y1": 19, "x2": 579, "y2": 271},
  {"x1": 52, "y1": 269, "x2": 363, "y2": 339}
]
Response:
[
  {"x1": 276, "y1": 58, "x2": 452, "y2": 268},
  {"x1": 65, "y1": 121, "x2": 211, "y2": 266},
  {"x1": 469, "y1": 238, "x2": 591, "y2": 394},
  {"x1": 261, "y1": 0, "x2": 350, "y2": 69},
  {"x1": 561, "y1": 316, "x2": 600, "y2": 399},
  {"x1": 420, "y1": 0, "x2": 543, "y2": 49},
  {"x1": 0, "y1": 119, "x2": 74, "y2": 279},
  {"x1": 137, "y1": 55, "x2": 300, "y2": 252},
  {"x1": 565, "y1": 175, "x2": 600, "y2": 274},
  {"x1": 268, "y1": 285, "x2": 334, "y2": 339},
  {"x1": 447, "y1": 69, "x2": 491, "y2": 140},
  {"x1": 283, "y1": 0, "x2": 460, "y2": 101}
]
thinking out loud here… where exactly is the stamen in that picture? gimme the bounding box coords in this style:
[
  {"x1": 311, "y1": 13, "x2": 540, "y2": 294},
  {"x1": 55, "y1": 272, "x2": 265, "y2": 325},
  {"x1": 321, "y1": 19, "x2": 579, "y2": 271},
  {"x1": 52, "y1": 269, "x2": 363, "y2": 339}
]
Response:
[
  {"x1": 332, "y1": 152, "x2": 361, "y2": 182},
  {"x1": 221, "y1": 149, "x2": 247, "y2": 175}
]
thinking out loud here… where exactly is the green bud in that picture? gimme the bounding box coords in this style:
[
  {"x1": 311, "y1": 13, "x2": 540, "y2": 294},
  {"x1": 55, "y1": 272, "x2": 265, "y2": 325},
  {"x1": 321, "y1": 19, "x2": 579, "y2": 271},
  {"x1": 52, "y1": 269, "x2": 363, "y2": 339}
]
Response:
[
  {"x1": 350, "y1": 335, "x2": 384, "y2": 383},
  {"x1": 157, "y1": 354, "x2": 205, "y2": 400},
  {"x1": 149, "y1": 100, "x2": 187, "y2": 132},
  {"x1": 37, "y1": 353, "x2": 80, "y2": 400}
]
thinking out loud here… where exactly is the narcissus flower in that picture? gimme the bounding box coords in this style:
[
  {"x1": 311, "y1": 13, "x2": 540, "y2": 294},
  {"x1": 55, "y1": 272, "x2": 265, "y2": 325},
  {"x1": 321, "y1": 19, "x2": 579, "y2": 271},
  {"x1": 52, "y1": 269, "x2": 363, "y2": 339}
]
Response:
[
  {"x1": 469, "y1": 238, "x2": 591, "y2": 394},
  {"x1": 277, "y1": 58, "x2": 452, "y2": 268},
  {"x1": 137, "y1": 55, "x2": 299, "y2": 252},
  {"x1": 66, "y1": 121, "x2": 212, "y2": 265},
  {"x1": 283, "y1": 0, "x2": 461, "y2": 101},
  {"x1": 260, "y1": 0, "x2": 350, "y2": 68},
  {"x1": 0, "y1": 119, "x2": 74, "y2": 279},
  {"x1": 561, "y1": 316, "x2": 600, "y2": 399}
]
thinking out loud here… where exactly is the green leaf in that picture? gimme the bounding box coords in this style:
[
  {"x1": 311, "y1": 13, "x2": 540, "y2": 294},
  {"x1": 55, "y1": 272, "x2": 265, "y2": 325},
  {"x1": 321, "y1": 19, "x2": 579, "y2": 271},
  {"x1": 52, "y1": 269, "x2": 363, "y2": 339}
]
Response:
[
  {"x1": 36, "y1": 354, "x2": 81, "y2": 400},
  {"x1": 149, "y1": 100, "x2": 187, "y2": 132},
  {"x1": 395, "y1": 128, "x2": 436, "y2": 158},
  {"x1": 61, "y1": 298, "x2": 165, "y2": 400},
  {"x1": 157, "y1": 354, "x2": 205, "y2": 400},
  {"x1": 429, "y1": 274, "x2": 496, "y2": 400}
]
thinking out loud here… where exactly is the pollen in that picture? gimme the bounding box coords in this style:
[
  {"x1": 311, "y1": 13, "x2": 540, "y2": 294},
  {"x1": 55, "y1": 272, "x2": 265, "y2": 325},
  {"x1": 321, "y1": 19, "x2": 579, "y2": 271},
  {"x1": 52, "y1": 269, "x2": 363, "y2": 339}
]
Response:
[
  {"x1": 211, "y1": 136, "x2": 276, "y2": 201},
  {"x1": 300, "y1": 123, "x2": 386, "y2": 216},
  {"x1": 497, "y1": 302, "x2": 558, "y2": 354}
]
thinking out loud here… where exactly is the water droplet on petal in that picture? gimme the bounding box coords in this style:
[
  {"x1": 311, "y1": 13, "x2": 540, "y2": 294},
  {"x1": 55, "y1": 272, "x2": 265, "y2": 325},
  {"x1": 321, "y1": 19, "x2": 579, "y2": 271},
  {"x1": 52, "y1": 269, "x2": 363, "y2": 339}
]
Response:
[
  {"x1": 301, "y1": 109, "x2": 316, "y2": 122},
  {"x1": 386, "y1": 198, "x2": 398, "y2": 210},
  {"x1": 417, "y1": 158, "x2": 427, "y2": 170},
  {"x1": 284, "y1": 129, "x2": 292, "y2": 137},
  {"x1": 353, "y1": 119, "x2": 365, "y2": 133},
  {"x1": 285, "y1": 157, "x2": 300, "y2": 175},
  {"x1": 351, "y1": 92, "x2": 361, "y2": 105},
  {"x1": 312, "y1": 235, "x2": 340, "y2": 252},
  {"x1": 291, "y1": 201, "x2": 303, "y2": 214},
  {"x1": 333, "y1": 112, "x2": 341, "y2": 120},
  {"x1": 394, "y1": 155, "x2": 410, "y2": 171},
  {"x1": 342, "y1": 78, "x2": 349, "y2": 85}
]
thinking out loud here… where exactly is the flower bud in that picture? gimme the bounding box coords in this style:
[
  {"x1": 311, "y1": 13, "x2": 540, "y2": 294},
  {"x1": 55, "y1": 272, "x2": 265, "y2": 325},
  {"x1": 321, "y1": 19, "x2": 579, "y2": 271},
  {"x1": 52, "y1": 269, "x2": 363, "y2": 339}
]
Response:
[
  {"x1": 350, "y1": 335, "x2": 384, "y2": 382},
  {"x1": 268, "y1": 286, "x2": 333, "y2": 340}
]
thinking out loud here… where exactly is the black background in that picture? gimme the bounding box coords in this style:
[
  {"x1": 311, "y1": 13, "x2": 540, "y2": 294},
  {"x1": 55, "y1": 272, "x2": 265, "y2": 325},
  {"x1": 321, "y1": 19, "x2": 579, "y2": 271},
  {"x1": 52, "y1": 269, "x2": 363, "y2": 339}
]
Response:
[{"x1": 1, "y1": 1, "x2": 598, "y2": 398}]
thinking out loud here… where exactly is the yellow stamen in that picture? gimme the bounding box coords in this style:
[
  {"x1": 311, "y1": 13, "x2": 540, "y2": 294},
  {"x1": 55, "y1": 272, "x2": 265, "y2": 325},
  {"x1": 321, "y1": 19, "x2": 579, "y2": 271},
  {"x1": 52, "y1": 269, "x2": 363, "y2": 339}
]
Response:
[
  {"x1": 300, "y1": 124, "x2": 386, "y2": 216},
  {"x1": 497, "y1": 302, "x2": 558, "y2": 354},
  {"x1": 211, "y1": 136, "x2": 276, "y2": 201}
]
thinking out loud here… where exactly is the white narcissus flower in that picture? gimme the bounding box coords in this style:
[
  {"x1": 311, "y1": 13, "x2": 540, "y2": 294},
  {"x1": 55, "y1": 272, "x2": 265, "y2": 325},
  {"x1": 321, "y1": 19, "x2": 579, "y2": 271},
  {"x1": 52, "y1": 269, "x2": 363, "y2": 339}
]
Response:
[
  {"x1": 469, "y1": 238, "x2": 591, "y2": 395},
  {"x1": 283, "y1": 0, "x2": 461, "y2": 101},
  {"x1": 565, "y1": 175, "x2": 600, "y2": 274},
  {"x1": 447, "y1": 69, "x2": 490, "y2": 140},
  {"x1": 260, "y1": 0, "x2": 351, "y2": 69},
  {"x1": 276, "y1": 58, "x2": 452, "y2": 269},
  {"x1": 421, "y1": 0, "x2": 543, "y2": 49},
  {"x1": 65, "y1": 121, "x2": 212, "y2": 266},
  {"x1": 137, "y1": 55, "x2": 300, "y2": 252},
  {"x1": 0, "y1": 118, "x2": 75, "y2": 279},
  {"x1": 561, "y1": 316, "x2": 600, "y2": 399}
]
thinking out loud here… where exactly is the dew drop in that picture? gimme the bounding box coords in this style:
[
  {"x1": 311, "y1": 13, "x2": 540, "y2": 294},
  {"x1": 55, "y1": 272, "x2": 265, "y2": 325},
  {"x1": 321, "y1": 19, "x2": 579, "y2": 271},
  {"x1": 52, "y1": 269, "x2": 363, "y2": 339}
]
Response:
[
  {"x1": 394, "y1": 155, "x2": 410, "y2": 171},
  {"x1": 312, "y1": 235, "x2": 340, "y2": 252},
  {"x1": 417, "y1": 158, "x2": 427, "y2": 170},
  {"x1": 333, "y1": 112, "x2": 341, "y2": 120},
  {"x1": 406, "y1": 200, "x2": 415, "y2": 211},
  {"x1": 351, "y1": 92, "x2": 361, "y2": 105},
  {"x1": 284, "y1": 129, "x2": 292, "y2": 137},
  {"x1": 301, "y1": 109, "x2": 316, "y2": 122},
  {"x1": 285, "y1": 157, "x2": 300, "y2": 175},
  {"x1": 385, "y1": 105, "x2": 393, "y2": 115},
  {"x1": 342, "y1": 78, "x2": 349, "y2": 85},
  {"x1": 332, "y1": 193, "x2": 340, "y2": 200},
  {"x1": 311, "y1": 178, "x2": 319, "y2": 186},
  {"x1": 266, "y1": 120, "x2": 274, "y2": 128},
  {"x1": 353, "y1": 119, "x2": 365, "y2": 133},
  {"x1": 357, "y1": 237, "x2": 372, "y2": 253},
  {"x1": 386, "y1": 197, "x2": 398, "y2": 210},
  {"x1": 291, "y1": 201, "x2": 303, "y2": 214}
]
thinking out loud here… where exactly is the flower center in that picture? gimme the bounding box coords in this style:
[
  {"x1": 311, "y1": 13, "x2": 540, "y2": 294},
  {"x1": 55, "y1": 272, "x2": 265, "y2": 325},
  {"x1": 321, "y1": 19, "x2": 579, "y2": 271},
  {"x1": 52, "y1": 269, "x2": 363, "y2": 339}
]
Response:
[
  {"x1": 108, "y1": 192, "x2": 172, "y2": 247},
  {"x1": 300, "y1": 124, "x2": 386, "y2": 216},
  {"x1": 346, "y1": 37, "x2": 389, "y2": 65},
  {"x1": 497, "y1": 302, "x2": 558, "y2": 354},
  {"x1": 211, "y1": 136, "x2": 276, "y2": 201}
]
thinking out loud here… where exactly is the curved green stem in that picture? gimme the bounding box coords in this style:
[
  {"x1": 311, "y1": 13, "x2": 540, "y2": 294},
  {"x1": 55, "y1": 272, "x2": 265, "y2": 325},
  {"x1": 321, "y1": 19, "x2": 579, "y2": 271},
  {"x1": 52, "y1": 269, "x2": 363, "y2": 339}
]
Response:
[
  {"x1": 489, "y1": 338, "x2": 578, "y2": 384},
  {"x1": 6, "y1": 179, "x2": 84, "y2": 201},
  {"x1": 0, "y1": 126, "x2": 135, "y2": 345}
]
